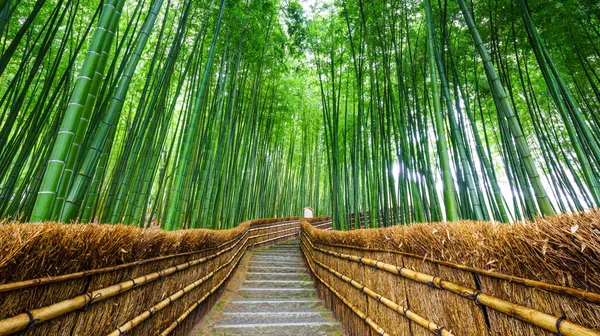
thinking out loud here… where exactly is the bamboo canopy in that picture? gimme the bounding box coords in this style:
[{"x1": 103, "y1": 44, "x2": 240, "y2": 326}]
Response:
[{"x1": 0, "y1": 0, "x2": 598, "y2": 230}]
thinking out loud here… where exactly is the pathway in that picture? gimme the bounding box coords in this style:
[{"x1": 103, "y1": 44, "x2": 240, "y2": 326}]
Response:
[{"x1": 207, "y1": 239, "x2": 342, "y2": 335}]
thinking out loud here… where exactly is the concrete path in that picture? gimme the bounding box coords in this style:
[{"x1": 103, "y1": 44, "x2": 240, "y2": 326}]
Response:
[{"x1": 209, "y1": 240, "x2": 342, "y2": 335}]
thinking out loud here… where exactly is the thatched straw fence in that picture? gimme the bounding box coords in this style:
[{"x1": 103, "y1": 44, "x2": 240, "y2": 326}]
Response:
[
  {"x1": 301, "y1": 212, "x2": 600, "y2": 336},
  {"x1": 0, "y1": 216, "x2": 300, "y2": 335}
]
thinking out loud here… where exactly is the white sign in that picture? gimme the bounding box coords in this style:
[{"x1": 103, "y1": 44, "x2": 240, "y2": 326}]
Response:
[{"x1": 303, "y1": 207, "x2": 313, "y2": 218}]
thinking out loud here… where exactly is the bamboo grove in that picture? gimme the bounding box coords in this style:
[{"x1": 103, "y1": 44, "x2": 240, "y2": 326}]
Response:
[
  {"x1": 307, "y1": 0, "x2": 600, "y2": 229},
  {"x1": 1, "y1": 0, "x2": 599, "y2": 230},
  {"x1": 0, "y1": 0, "x2": 329, "y2": 229}
]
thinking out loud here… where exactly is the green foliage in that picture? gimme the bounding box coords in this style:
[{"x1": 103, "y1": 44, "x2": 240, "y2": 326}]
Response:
[{"x1": 0, "y1": 0, "x2": 599, "y2": 229}]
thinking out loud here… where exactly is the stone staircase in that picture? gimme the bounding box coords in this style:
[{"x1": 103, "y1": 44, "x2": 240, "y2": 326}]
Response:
[{"x1": 210, "y1": 240, "x2": 342, "y2": 335}]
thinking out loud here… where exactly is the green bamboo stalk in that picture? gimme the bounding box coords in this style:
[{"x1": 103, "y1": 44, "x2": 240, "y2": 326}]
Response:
[{"x1": 456, "y1": 0, "x2": 554, "y2": 216}]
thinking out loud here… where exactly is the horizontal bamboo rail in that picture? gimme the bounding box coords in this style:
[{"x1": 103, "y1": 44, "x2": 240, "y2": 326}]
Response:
[
  {"x1": 302, "y1": 243, "x2": 389, "y2": 336},
  {"x1": 249, "y1": 226, "x2": 299, "y2": 242},
  {"x1": 302, "y1": 231, "x2": 600, "y2": 336},
  {"x1": 309, "y1": 219, "x2": 331, "y2": 224},
  {"x1": 312, "y1": 221, "x2": 332, "y2": 228},
  {"x1": 303, "y1": 228, "x2": 600, "y2": 304},
  {"x1": 252, "y1": 230, "x2": 299, "y2": 247},
  {"x1": 248, "y1": 220, "x2": 298, "y2": 230},
  {"x1": 158, "y1": 243, "x2": 248, "y2": 335},
  {"x1": 301, "y1": 240, "x2": 452, "y2": 336},
  {"x1": 108, "y1": 239, "x2": 247, "y2": 336},
  {"x1": 0, "y1": 219, "x2": 301, "y2": 335},
  {"x1": 0, "y1": 234, "x2": 248, "y2": 336},
  {"x1": 0, "y1": 230, "x2": 247, "y2": 293}
]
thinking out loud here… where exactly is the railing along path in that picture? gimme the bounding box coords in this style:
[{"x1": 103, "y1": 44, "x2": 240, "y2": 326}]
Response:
[
  {"x1": 300, "y1": 217, "x2": 600, "y2": 336},
  {"x1": 0, "y1": 217, "x2": 301, "y2": 336}
]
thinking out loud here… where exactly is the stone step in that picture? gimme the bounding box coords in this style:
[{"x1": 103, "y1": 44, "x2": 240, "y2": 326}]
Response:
[
  {"x1": 255, "y1": 248, "x2": 300, "y2": 252},
  {"x1": 254, "y1": 249, "x2": 300, "y2": 252},
  {"x1": 251, "y1": 255, "x2": 303, "y2": 260},
  {"x1": 222, "y1": 311, "x2": 326, "y2": 318},
  {"x1": 240, "y1": 287, "x2": 316, "y2": 298},
  {"x1": 261, "y1": 245, "x2": 300, "y2": 249},
  {"x1": 256, "y1": 246, "x2": 299, "y2": 248},
  {"x1": 250, "y1": 259, "x2": 303, "y2": 265},
  {"x1": 251, "y1": 254, "x2": 302, "y2": 259},
  {"x1": 205, "y1": 239, "x2": 342, "y2": 335},
  {"x1": 249, "y1": 261, "x2": 305, "y2": 268},
  {"x1": 226, "y1": 299, "x2": 324, "y2": 312},
  {"x1": 246, "y1": 272, "x2": 308, "y2": 280},
  {"x1": 212, "y1": 319, "x2": 340, "y2": 335},
  {"x1": 248, "y1": 265, "x2": 307, "y2": 273},
  {"x1": 243, "y1": 280, "x2": 313, "y2": 288},
  {"x1": 252, "y1": 252, "x2": 299, "y2": 256}
]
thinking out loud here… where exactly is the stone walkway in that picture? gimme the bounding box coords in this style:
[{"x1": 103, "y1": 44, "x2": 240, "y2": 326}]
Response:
[{"x1": 208, "y1": 240, "x2": 342, "y2": 335}]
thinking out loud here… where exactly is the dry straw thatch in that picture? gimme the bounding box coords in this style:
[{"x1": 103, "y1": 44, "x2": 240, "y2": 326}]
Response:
[
  {"x1": 302, "y1": 244, "x2": 390, "y2": 336},
  {"x1": 301, "y1": 211, "x2": 600, "y2": 336},
  {"x1": 0, "y1": 216, "x2": 299, "y2": 335}
]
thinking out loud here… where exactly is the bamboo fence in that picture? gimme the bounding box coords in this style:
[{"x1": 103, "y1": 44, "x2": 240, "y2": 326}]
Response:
[
  {"x1": 0, "y1": 216, "x2": 300, "y2": 336},
  {"x1": 300, "y1": 212, "x2": 600, "y2": 336}
]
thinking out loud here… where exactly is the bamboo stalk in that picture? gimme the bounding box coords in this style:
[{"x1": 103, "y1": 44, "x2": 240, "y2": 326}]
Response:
[
  {"x1": 302, "y1": 221, "x2": 600, "y2": 304},
  {"x1": 302, "y1": 243, "x2": 389, "y2": 336},
  {"x1": 302, "y1": 232, "x2": 600, "y2": 336},
  {"x1": 302, "y1": 240, "x2": 452, "y2": 335}
]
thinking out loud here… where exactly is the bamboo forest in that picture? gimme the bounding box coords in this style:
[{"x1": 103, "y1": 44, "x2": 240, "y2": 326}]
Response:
[
  {"x1": 1, "y1": 0, "x2": 599, "y2": 230},
  {"x1": 2, "y1": 0, "x2": 600, "y2": 335}
]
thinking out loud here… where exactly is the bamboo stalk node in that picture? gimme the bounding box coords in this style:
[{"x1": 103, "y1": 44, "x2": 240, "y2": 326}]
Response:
[{"x1": 427, "y1": 276, "x2": 442, "y2": 289}]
